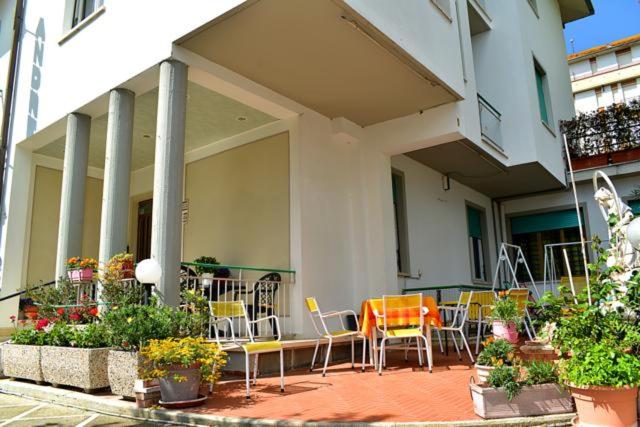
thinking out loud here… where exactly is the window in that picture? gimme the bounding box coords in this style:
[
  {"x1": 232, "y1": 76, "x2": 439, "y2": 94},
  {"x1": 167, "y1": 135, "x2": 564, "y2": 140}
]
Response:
[
  {"x1": 616, "y1": 48, "x2": 632, "y2": 68},
  {"x1": 510, "y1": 209, "x2": 586, "y2": 282},
  {"x1": 534, "y1": 60, "x2": 552, "y2": 127},
  {"x1": 391, "y1": 171, "x2": 410, "y2": 274},
  {"x1": 467, "y1": 205, "x2": 488, "y2": 282},
  {"x1": 72, "y1": 0, "x2": 102, "y2": 28}
]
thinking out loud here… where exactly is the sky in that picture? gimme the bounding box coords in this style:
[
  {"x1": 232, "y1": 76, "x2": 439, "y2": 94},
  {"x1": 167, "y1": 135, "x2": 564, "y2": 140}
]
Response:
[{"x1": 564, "y1": 0, "x2": 640, "y2": 54}]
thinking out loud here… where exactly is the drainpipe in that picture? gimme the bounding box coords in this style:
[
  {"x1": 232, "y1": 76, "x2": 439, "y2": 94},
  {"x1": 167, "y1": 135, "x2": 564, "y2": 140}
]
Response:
[{"x1": 0, "y1": 0, "x2": 25, "y2": 220}]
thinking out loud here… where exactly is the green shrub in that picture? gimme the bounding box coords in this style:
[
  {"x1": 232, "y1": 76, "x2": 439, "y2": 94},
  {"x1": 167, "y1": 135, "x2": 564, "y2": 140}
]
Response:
[
  {"x1": 477, "y1": 338, "x2": 516, "y2": 367},
  {"x1": 489, "y1": 297, "x2": 521, "y2": 326},
  {"x1": 487, "y1": 365, "x2": 522, "y2": 400},
  {"x1": 560, "y1": 343, "x2": 640, "y2": 387},
  {"x1": 525, "y1": 361, "x2": 557, "y2": 386}
]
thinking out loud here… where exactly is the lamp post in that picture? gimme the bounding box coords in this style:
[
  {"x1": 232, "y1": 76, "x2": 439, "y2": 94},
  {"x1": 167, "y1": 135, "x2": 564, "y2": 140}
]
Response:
[{"x1": 135, "y1": 259, "x2": 162, "y2": 304}]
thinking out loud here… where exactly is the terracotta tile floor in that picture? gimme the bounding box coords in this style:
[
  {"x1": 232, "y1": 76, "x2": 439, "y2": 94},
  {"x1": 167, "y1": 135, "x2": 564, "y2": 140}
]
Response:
[{"x1": 188, "y1": 351, "x2": 480, "y2": 423}]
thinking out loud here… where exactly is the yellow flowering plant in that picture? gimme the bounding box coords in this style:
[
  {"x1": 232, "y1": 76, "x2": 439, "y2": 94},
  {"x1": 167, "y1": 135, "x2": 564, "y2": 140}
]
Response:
[{"x1": 140, "y1": 337, "x2": 227, "y2": 384}]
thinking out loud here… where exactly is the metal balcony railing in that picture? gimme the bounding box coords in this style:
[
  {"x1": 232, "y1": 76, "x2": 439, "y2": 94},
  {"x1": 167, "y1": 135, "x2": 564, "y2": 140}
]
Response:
[
  {"x1": 478, "y1": 94, "x2": 502, "y2": 148},
  {"x1": 180, "y1": 262, "x2": 296, "y2": 340}
]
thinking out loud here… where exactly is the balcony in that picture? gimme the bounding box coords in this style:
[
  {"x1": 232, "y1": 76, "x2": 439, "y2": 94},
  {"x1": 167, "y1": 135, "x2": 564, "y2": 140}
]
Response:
[
  {"x1": 478, "y1": 94, "x2": 502, "y2": 149},
  {"x1": 562, "y1": 99, "x2": 640, "y2": 170}
]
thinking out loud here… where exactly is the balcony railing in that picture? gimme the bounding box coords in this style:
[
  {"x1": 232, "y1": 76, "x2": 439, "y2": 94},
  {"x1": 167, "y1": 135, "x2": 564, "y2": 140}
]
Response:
[
  {"x1": 180, "y1": 262, "x2": 296, "y2": 341},
  {"x1": 562, "y1": 99, "x2": 640, "y2": 169},
  {"x1": 478, "y1": 94, "x2": 502, "y2": 148}
]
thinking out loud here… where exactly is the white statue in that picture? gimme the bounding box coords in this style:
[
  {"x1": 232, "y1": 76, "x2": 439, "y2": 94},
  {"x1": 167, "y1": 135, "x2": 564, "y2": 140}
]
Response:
[{"x1": 593, "y1": 186, "x2": 636, "y2": 267}]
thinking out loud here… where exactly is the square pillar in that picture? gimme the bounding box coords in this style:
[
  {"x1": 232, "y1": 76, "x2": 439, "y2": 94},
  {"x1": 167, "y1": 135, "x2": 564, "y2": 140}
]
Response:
[
  {"x1": 150, "y1": 60, "x2": 187, "y2": 306},
  {"x1": 55, "y1": 113, "x2": 91, "y2": 280}
]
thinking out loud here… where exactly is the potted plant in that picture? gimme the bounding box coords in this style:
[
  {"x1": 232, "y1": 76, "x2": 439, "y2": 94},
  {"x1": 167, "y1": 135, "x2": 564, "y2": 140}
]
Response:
[
  {"x1": 3, "y1": 317, "x2": 47, "y2": 383},
  {"x1": 475, "y1": 337, "x2": 517, "y2": 383},
  {"x1": 66, "y1": 257, "x2": 98, "y2": 282},
  {"x1": 141, "y1": 337, "x2": 226, "y2": 406},
  {"x1": 102, "y1": 253, "x2": 135, "y2": 282},
  {"x1": 102, "y1": 304, "x2": 195, "y2": 399},
  {"x1": 551, "y1": 232, "x2": 640, "y2": 427},
  {"x1": 470, "y1": 361, "x2": 573, "y2": 419},
  {"x1": 40, "y1": 322, "x2": 112, "y2": 393},
  {"x1": 488, "y1": 295, "x2": 520, "y2": 343},
  {"x1": 193, "y1": 256, "x2": 218, "y2": 287}
]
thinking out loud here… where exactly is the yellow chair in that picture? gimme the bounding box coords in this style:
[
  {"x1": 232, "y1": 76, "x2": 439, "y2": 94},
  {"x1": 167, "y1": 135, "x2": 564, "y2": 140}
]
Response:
[
  {"x1": 506, "y1": 288, "x2": 534, "y2": 340},
  {"x1": 373, "y1": 294, "x2": 432, "y2": 375},
  {"x1": 559, "y1": 276, "x2": 588, "y2": 298},
  {"x1": 209, "y1": 300, "x2": 284, "y2": 399},
  {"x1": 462, "y1": 290, "x2": 496, "y2": 354},
  {"x1": 305, "y1": 297, "x2": 367, "y2": 376}
]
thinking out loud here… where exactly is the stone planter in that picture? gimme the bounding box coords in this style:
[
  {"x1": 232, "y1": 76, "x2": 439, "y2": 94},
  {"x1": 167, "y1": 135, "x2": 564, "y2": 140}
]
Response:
[
  {"x1": 41, "y1": 346, "x2": 110, "y2": 392},
  {"x1": 108, "y1": 350, "x2": 147, "y2": 399},
  {"x1": 569, "y1": 385, "x2": 638, "y2": 427},
  {"x1": 474, "y1": 364, "x2": 495, "y2": 383},
  {"x1": 470, "y1": 381, "x2": 574, "y2": 419},
  {"x1": 2, "y1": 344, "x2": 43, "y2": 383}
]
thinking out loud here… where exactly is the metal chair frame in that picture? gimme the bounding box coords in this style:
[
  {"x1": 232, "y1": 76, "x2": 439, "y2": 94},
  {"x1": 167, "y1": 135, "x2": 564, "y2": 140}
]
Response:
[{"x1": 437, "y1": 291, "x2": 475, "y2": 363}]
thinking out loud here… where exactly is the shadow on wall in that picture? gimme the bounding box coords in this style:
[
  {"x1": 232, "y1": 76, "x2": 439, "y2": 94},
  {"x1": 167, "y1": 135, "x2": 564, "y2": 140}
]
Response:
[{"x1": 26, "y1": 17, "x2": 45, "y2": 137}]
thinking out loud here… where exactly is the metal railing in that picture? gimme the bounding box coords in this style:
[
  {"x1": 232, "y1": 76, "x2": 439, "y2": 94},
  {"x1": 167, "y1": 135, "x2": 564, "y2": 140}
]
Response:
[
  {"x1": 478, "y1": 94, "x2": 502, "y2": 148},
  {"x1": 180, "y1": 262, "x2": 296, "y2": 341}
]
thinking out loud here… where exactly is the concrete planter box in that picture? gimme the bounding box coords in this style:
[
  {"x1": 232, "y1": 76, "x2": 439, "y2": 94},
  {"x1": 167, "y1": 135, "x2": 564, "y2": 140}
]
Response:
[
  {"x1": 108, "y1": 350, "x2": 148, "y2": 399},
  {"x1": 41, "y1": 346, "x2": 110, "y2": 392},
  {"x1": 470, "y1": 382, "x2": 574, "y2": 419},
  {"x1": 2, "y1": 344, "x2": 43, "y2": 383}
]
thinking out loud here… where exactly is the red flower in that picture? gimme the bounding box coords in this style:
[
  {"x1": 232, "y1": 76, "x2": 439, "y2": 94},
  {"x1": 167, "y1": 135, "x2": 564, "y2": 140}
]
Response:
[
  {"x1": 57, "y1": 308, "x2": 65, "y2": 315},
  {"x1": 9, "y1": 315, "x2": 15, "y2": 321},
  {"x1": 88, "y1": 307, "x2": 99, "y2": 317},
  {"x1": 69, "y1": 313, "x2": 81, "y2": 321},
  {"x1": 35, "y1": 318, "x2": 49, "y2": 331}
]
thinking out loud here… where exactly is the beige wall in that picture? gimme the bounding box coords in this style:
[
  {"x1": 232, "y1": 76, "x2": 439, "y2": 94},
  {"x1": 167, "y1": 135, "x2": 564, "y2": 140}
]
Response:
[
  {"x1": 183, "y1": 132, "x2": 290, "y2": 274},
  {"x1": 26, "y1": 166, "x2": 103, "y2": 284}
]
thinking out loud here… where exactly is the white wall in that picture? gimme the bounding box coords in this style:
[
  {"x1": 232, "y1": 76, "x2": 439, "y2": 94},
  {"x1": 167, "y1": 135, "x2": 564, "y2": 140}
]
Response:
[{"x1": 391, "y1": 154, "x2": 497, "y2": 289}]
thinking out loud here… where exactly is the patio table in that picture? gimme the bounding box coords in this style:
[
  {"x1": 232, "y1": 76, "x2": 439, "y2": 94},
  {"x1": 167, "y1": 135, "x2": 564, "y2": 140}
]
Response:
[{"x1": 359, "y1": 296, "x2": 441, "y2": 369}]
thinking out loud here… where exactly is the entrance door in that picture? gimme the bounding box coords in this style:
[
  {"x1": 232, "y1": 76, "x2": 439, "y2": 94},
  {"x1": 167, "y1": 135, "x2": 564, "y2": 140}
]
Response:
[{"x1": 136, "y1": 199, "x2": 153, "y2": 262}]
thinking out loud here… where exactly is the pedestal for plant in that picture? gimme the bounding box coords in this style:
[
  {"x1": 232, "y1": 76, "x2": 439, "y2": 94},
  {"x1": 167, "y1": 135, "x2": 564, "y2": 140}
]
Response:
[
  {"x1": 41, "y1": 347, "x2": 110, "y2": 392},
  {"x1": 520, "y1": 341, "x2": 558, "y2": 362},
  {"x1": 470, "y1": 382, "x2": 574, "y2": 419},
  {"x1": 108, "y1": 350, "x2": 145, "y2": 399},
  {"x1": 2, "y1": 344, "x2": 43, "y2": 383}
]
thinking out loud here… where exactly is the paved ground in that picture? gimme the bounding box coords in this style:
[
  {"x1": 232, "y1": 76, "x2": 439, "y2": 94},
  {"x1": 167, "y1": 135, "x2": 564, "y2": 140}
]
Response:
[
  {"x1": 0, "y1": 393, "x2": 161, "y2": 427},
  {"x1": 187, "y1": 350, "x2": 480, "y2": 423}
]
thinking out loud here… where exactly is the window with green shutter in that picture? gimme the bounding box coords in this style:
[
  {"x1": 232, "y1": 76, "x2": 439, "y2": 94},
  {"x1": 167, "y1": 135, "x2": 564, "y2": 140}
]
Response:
[
  {"x1": 535, "y1": 65, "x2": 549, "y2": 125},
  {"x1": 467, "y1": 205, "x2": 488, "y2": 282},
  {"x1": 628, "y1": 199, "x2": 640, "y2": 215}
]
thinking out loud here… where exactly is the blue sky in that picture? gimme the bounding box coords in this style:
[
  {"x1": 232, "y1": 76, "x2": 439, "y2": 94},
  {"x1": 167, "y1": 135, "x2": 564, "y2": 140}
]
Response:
[{"x1": 564, "y1": 0, "x2": 640, "y2": 54}]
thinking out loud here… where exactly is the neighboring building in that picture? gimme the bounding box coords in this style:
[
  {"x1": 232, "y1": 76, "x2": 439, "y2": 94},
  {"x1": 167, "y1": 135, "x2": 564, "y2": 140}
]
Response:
[
  {"x1": 0, "y1": 0, "x2": 592, "y2": 335},
  {"x1": 569, "y1": 34, "x2": 640, "y2": 114}
]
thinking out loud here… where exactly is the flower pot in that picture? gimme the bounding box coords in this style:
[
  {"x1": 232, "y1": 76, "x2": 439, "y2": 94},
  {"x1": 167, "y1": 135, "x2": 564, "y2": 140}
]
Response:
[
  {"x1": 520, "y1": 342, "x2": 558, "y2": 362},
  {"x1": 470, "y1": 381, "x2": 574, "y2": 419},
  {"x1": 108, "y1": 350, "x2": 152, "y2": 399},
  {"x1": 2, "y1": 344, "x2": 43, "y2": 382},
  {"x1": 569, "y1": 385, "x2": 638, "y2": 427},
  {"x1": 571, "y1": 153, "x2": 609, "y2": 171},
  {"x1": 158, "y1": 365, "x2": 201, "y2": 404},
  {"x1": 474, "y1": 364, "x2": 495, "y2": 383},
  {"x1": 68, "y1": 268, "x2": 93, "y2": 282},
  {"x1": 492, "y1": 321, "x2": 519, "y2": 344},
  {"x1": 42, "y1": 346, "x2": 110, "y2": 392},
  {"x1": 201, "y1": 273, "x2": 214, "y2": 288}
]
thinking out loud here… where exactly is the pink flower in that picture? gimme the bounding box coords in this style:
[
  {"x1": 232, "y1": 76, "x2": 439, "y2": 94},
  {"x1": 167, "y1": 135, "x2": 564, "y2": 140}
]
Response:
[{"x1": 9, "y1": 315, "x2": 15, "y2": 321}]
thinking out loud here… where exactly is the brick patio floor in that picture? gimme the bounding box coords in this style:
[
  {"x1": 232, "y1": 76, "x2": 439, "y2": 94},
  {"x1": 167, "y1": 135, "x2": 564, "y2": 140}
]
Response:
[{"x1": 188, "y1": 351, "x2": 480, "y2": 423}]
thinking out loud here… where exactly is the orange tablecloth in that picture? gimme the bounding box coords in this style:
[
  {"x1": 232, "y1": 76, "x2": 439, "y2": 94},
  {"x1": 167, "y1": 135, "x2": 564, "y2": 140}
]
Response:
[{"x1": 359, "y1": 297, "x2": 442, "y2": 338}]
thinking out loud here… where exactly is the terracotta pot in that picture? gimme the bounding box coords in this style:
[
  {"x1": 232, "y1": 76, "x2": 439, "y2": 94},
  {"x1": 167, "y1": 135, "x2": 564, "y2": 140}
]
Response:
[
  {"x1": 474, "y1": 364, "x2": 495, "y2": 383},
  {"x1": 492, "y1": 321, "x2": 519, "y2": 344},
  {"x1": 569, "y1": 384, "x2": 638, "y2": 427}
]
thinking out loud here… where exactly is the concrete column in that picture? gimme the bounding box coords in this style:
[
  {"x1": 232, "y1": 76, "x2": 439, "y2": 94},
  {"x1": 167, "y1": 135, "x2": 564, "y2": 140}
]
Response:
[
  {"x1": 55, "y1": 113, "x2": 91, "y2": 281},
  {"x1": 98, "y1": 89, "x2": 135, "y2": 267},
  {"x1": 151, "y1": 60, "x2": 187, "y2": 306}
]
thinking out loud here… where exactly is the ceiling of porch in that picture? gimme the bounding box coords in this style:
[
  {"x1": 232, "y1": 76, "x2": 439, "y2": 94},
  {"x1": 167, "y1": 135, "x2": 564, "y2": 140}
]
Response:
[
  {"x1": 178, "y1": 0, "x2": 458, "y2": 126},
  {"x1": 34, "y1": 82, "x2": 277, "y2": 170}
]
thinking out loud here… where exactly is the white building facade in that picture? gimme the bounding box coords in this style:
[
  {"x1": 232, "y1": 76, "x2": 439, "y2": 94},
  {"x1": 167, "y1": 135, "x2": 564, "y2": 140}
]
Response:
[{"x1": 0, "y1": 0, "x2": 592, "y2": 335}]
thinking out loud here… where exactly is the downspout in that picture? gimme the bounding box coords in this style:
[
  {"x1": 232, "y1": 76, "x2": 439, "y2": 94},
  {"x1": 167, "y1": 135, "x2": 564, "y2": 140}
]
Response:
[{"x1": 0, "y1": 0, "x2": 25, "y2": 221}]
